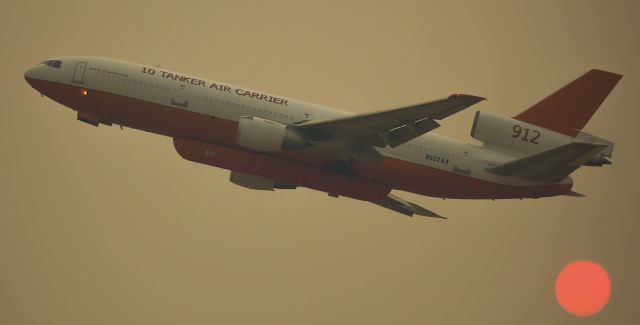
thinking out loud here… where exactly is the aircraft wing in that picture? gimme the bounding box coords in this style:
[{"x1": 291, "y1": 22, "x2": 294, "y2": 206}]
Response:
[{"x1": 294, "y1": 94, "x2": 485, "y2": 151}]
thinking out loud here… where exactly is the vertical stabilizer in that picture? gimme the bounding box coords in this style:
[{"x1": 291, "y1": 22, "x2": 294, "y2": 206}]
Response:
[{"x1": 514, "y1": 69, "x2": 622, "y2": 136}]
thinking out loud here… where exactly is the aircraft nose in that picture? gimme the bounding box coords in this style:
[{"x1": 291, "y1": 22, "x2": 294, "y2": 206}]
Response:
[{"x1": 24, "y1": 66, "x2": 40, "y2": 87}]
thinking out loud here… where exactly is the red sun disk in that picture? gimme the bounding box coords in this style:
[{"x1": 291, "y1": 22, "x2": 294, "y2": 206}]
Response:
[{"x1": 555, "y1": 260, "x2": 611, "y2": 317}]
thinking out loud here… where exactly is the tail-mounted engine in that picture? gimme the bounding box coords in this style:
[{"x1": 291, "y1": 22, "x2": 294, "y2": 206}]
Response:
[{"x1": 470, "y1": 111, "x2": 614, "y2": 165}]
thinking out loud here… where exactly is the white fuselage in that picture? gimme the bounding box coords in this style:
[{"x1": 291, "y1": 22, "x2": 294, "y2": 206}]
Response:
[{"x1": 25, "y1": 56, "x2": 574, "y2": 201}]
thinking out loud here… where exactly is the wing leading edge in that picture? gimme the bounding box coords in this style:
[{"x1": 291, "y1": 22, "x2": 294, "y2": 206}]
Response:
[{"x1": 293, "y1": 94, "x2": 485, "y2": 150}]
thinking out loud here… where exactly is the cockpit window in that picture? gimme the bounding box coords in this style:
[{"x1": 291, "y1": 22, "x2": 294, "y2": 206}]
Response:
[{"x1": 40, "y1": 60, "x2": 62, "y2": 68}]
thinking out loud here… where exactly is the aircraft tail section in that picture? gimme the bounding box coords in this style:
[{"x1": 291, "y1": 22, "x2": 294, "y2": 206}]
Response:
[
  {"x1": 486, "y1": 142, "x2": 607, "y2": 183},
  {"x1": 470, "y1": 70, "x2": 619, "y2": 163},
  {"x1": 514, "y1": 69, "x2": 622, "y2": 137}
]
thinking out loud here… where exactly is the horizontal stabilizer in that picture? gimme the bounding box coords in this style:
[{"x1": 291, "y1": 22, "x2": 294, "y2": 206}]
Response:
[
  {"x1": 486, "y1": 142, "x2": 607, "y2": 182},
  {"x1": 373, "y1": 194, "x2": 446, "y2": 219},
  {"x1": 576, "y1": 130, "x2": 615, "y2": 166}
]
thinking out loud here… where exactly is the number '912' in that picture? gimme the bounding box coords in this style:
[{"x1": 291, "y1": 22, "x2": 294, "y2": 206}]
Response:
[{"x1": 512, "y1": 125, "x2": 540, "y2": 144}]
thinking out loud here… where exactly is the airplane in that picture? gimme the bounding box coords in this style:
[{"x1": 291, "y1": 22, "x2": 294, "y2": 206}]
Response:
[{"x1": 24, "y1": 57, "x2": 621, "y2": 218}]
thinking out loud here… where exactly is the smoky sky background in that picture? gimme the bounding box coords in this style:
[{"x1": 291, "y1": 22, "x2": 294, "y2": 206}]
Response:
[{"x1": 1, "y1": 1, "x2": 638, "y2": 324}]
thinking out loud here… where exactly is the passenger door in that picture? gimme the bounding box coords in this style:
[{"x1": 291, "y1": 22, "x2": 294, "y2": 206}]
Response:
[{"x1": 72, "y1": 61, "x2": 86, "y2": 84}]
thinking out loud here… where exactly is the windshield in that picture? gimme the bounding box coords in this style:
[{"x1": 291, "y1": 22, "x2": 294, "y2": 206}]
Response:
[{"x1": 40, "y1": 60, "x2": 62, "y2": 68}]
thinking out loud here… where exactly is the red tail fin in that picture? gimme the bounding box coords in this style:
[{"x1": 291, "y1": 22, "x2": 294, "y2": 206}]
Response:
[{"x1": 514, "y1": 69, "x2": 622, "y2": 137}]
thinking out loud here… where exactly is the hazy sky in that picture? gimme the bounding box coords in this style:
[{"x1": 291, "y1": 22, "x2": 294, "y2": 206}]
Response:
[{"x1": 1, "y1": 1, "x2": 639, "y2": 324}]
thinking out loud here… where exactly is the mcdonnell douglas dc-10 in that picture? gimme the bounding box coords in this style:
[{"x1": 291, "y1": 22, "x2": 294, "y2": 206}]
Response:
[{"x1": 24, "y1": 57, "x2": 620, "y2": 218}]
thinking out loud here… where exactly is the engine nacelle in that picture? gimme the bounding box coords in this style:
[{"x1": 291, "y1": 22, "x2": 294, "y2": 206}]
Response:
[
  {"x1": 471, "y1": 111, "x2": 614, "y2": 164},
  {"x1": 236, "y1": 116, "x2": 307, "y2": 152},
  {"x1": 471, "y1": 111, "x2": 573, "y2": 154}
]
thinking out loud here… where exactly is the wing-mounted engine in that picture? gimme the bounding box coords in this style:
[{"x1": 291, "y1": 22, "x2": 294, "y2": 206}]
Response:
[{"x1": 237, "y1": 116, "x2": 308, "y2": 151}]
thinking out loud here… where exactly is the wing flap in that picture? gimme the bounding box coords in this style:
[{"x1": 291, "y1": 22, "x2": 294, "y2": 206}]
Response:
[{"x1": 384, "y1": 118, "x2": 441, "y2": 147}]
